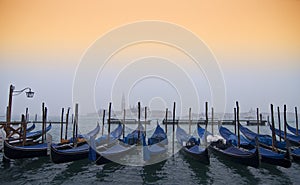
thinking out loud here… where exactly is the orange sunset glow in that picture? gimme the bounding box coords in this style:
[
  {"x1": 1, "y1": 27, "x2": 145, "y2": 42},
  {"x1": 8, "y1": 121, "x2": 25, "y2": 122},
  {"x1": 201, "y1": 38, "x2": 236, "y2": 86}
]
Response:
[{"x1": 0, "y1": 0, "x2": 300, "y2": 115}]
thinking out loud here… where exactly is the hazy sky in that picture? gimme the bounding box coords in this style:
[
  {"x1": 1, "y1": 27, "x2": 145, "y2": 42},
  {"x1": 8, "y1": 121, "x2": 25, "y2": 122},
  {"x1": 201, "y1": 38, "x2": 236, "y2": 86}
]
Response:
[{"x1": 1, "y1": 0, "x2": 300, "y2": 118}]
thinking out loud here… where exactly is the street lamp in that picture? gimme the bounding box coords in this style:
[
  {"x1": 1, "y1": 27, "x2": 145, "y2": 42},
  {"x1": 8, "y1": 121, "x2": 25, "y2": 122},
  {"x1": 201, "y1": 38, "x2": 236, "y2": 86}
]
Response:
[
  {"x1": 7, "y1": 85, "x2": 34, "y2": 123},
  {"x1": 13, "y1": 87, "x2": 35, "y2": 98}
]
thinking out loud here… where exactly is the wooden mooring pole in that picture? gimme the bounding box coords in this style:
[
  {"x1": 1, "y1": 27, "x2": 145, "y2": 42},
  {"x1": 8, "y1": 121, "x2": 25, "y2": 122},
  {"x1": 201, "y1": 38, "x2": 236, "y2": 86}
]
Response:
[
  {"x1": 65, "y1": 107, "x2": 70, "y2": 140},
  {"x1": 123, "y1": 109, "x2": 125, "y2": 139},
  {"x1": 256, "y1": 108, "x2": 260, "y2": 135},
  {"x1": 295, "y1": 107, "x2": 298, "y2": 136},
  {"x1": 172, "y1": 102, "x2": 176, "y2": 155},
  {"x1": 108, "y1": 103, "x2": 111, "y2": 136},
  {"x1": 137, "y1": 102, "x2": 141, "y2": 143},
  {"x1": 60, "y1": 108, "x2": 64, "y2": 142},
  {"x1": 22, "y1": 114, "x2": 26, "y2": 146},
  {"x1": 259, "y1": 114, "x2": 263, "y2": 129},
  {"x1": 211, "y1": 107, "x2": 214, "y2": 135},
  {"x1": 189, "y1": 108, "x2": 191, "y2": 135},
  {"x1": 7, "y1": 85, "x2": 14, "y2": 124},
  {"x1": 102, "y1": 110, "x2": 105, "y2": 136},
  {"x1": 75, "y1": 105, "x2": 78, "y2": 141},
  {"x1": 25, "y1": 108, "x2": 29, "y2": 122},
  {"x1": 236, "y1": 101, "x2": 240, "y2": 148},
  {"x1": 234, "y1": 108, "x2": 237, "y2": 135},
  {"x1": 205, "y1": 102, "x2": 208, "y2": 132},
  {"x1": 165, "y1": 108, "x2": 168, "y2": 134},
  {"x1": 73, "y1": 104, "x2": 79, "y2": 147},
  {"x1": 277, "y1": 107, "x2": 282, "y2": 141},
  {"x1": 270, "y1": 104, "x2": 276, "y2": 151},
  {"x1": 42, "y1": 103, "x2": 45, "y2": 143},
  {"x1": 144, "y1": 107, "x2": 147, "y2": 138},
  {"x1": 284, "y1": 105, "x2": 287, "y2": 140}
]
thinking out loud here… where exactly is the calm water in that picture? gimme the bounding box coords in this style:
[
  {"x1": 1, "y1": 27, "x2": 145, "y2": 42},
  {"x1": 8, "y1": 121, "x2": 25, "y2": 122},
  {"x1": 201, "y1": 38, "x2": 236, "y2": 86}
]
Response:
[{"x1": 1, "y1": 115, "x2": 300, "y2": 185}]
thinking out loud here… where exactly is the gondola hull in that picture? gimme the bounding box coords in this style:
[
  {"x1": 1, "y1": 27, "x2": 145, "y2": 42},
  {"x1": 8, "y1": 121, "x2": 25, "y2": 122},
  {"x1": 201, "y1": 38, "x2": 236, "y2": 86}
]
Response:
[
  {"x1": 220, "y1": 125, "x2": 291, "y2": 168},
  {"x1": 176, "y1": 125, "x2": 210, "y2": 165},
  {"x1": 4, "y1": 140, "x2": 48, "y2": 159},
  {"x1": 291, "y1": 148, "x2": 300, "y2": 163},
  {"x1": 95, "y1": 152, "x2": 112, "y2": 165},
  {"x1": 292, "y1": 154, "x2": 300, "y2": 163},
  {"x1": 26, "y1": 124, "x2": 52, "y2": 140},
  {"x1": 208, "y1": 143, "x2": 260, "y2": 168},
  {"x1": 50, "y1": 124, "x2": 100, "y2": 164},
  {"x1": 260, "y1": 155, "x2": 291, "y2": 168},
  {"x1": 180, "y1": 146, "x2": 210, "y2": 165},
  {"x1": 95, "y1": 144, "x2": 136, "y2": 165},
  {"x1": 50, "y1": 143, "x2": 89, "y2": 164}
]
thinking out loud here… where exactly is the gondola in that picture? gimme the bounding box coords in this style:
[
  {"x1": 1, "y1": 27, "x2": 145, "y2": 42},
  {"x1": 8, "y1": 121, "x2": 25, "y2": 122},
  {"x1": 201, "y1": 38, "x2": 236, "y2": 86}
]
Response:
[
  {"x1": 176, "y1": 125, "x2": 210, "y2": 164},
  {"x1": 219, "y1": 126, "x2": 255, "y2": 150},
  {"x1": 269, "y1": 124, "x2": 300, "y2": 146},
  {"x1": 4, "y1": 140, "x2": 48, "y2": 159},
  {"x1": 219, "y1": 125, "x2": 291, "y2": 168},
  {"x1": 50, "y1": 123, "x2": 100, "y2": 164},
  {"x1": 239, "y1": 123, "x2": 286, "y2": 150},
  {"x1": 8, "y1": 123, "x2": 51, "y2": 142},
  {"x1": 26, "y1": 123, "x2": 36, "y2": 132},
  {"x1": 286, "y1": 122, "x2": 300, "y2": 136},
  {"x1": 143, "y1": 123, "x2": 168, "y2": 162},
  {"x1": 26, "y1": 123, "x2": 52, "y2": 140},
  {"x1": 208, "y1": 138, "x2": 260, "y2": 168},
  {"x1": 92, "y1": 124, "x2": 143, "y2": 165},
  {"x1": 240, "y1": 117, "x2": 300, "y2": 163},
  {"x1": 122, "y1": 123, "x2": 145, "y2": 145},
  {"x1": 197, "y1": 124, "x2": 211, "y2": 138},
  {"x1": 94, "y1": 140, "x2": 136, "y2": 165},
  {"x1": 197, "y1": 123, "x2": 224, "y2": 141},
  {"x1": 4, "y1": 124, "x2": 52, "y2": 159},
  {"x1": 94, "y1": 123, "x2": 123, "y2": 147}
]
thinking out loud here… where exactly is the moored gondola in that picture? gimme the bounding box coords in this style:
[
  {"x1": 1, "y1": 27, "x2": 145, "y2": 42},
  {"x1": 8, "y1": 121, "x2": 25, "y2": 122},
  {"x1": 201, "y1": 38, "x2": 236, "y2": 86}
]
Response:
[
  {"x1": 209, "y1": 102, "x2": 260, "y2": 168},
  {"x1": 143, "y1": 123, "x2": 168, "y2": 162},
  {"x1": 176, "y1": 125, "x2": 210, "y2": 165},
  {"x1": 208, "y1": 139, "x2": 260, "y2": 168},
  {"x1": 4, "y1": 124, "x2": 52, "y2": 159},
  {"x1": 26, "y1": 123, "x2": 36, "y2": 132},
  {"x1": 50, "y1": 123, "x2": 100, "y2": 164},
  {"x1": 220, "y1": 125, "x2": 291, "y2": 168},
  {"x1": 4, "y1": 140, "x2": 48, "y2": 159},
  {"x1": 26, "y1": 123, "x2": 52, "y2": 140}
]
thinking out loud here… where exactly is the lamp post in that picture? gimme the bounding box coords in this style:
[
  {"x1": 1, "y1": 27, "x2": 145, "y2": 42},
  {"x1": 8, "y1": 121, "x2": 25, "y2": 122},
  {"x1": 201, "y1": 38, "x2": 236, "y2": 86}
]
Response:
[{"x1": 6, "y1": 85, "x2": 34, "y2": 123}]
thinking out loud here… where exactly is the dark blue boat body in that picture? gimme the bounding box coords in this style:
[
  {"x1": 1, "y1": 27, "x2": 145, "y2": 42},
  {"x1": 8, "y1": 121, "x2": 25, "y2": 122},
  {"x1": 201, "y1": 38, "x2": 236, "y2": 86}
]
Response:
[
  {"x1": 50, "y1": 124, "x2": 100, "y2": 164},
  {"x1": 4, "y1": 140, "x2": 48, "y2": 159},
  {"x1": 176, "y1": 125, "x2": 209, "y2": 164},
  {"x1": 94, "y1": 123, "x2": 123, "y2": 146},
  {"x1": 4, "y1": 124, "x2": 52, "y2": 159},
  {"x1": 91, "y1": 124, "x2": 139, "y2": 165},
  {"x1": 26, "y1": 124, "x2": 52, "y2": 140},
  {"x1": 239, "y1": 123, "x2": 287, "y2": 150},
  {"x1": 270, "y1": 125, "x2": 300, "y2": 146},
  {"x1": 51, "y1": 143, "x2": 89, "y2": 164},
  {"x1": 208, "y1": 139, "x2": 260, "y2": 168},
  {"x1": 26, "y1": 123, "x2": 36, "y2": 132},
  {"x1": 148, "y1": 124, "x2": 168, "y2": 145},
  {"x1": 197, "y1": 124, "x2": 211, "y2": 138},
  {"x1": 123, "y1": 124, "x2": 145, "y2": 145},
  {"x1": 286, "y1": 123, "x2": 300, "y2": 136},
  {"x1": 143, "y1": 124, "x2": 168, "y2": 162},
  {"x1": 291, "y1": 147, "x2": 300, "y2": 162},
  {"x1": 220, "y1": 126, "x2": 291, "y2": 168},
  {"x1": 219, "y1": 126, "x2": 255, "y2": 150}
]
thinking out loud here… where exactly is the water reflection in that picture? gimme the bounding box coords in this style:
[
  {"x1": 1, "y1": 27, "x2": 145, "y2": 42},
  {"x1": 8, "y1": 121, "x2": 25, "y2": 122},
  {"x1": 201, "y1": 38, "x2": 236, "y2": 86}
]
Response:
[
  {"x1": 96, "y1": 162, "x2": 125, "y2": 181},
  {"x1": 179, "y1": 153, "x2": 210, "y2": 184},
  {"x1": 141, "y1": 160, "x2": 167, "y2": 184},
  {"x1": 210, "y1": 153, "x2": 259, "y2": 184}
]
